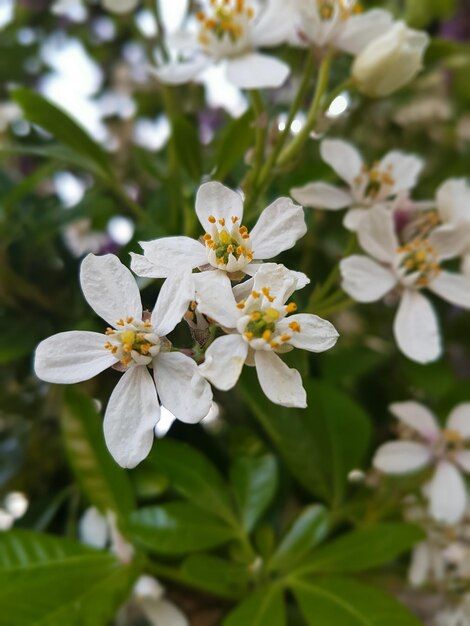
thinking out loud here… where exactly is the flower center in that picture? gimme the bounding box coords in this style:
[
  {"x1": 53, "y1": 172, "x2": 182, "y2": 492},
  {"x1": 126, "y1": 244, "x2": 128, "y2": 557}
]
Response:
[
  {"x1": 354, "y1": 162, "x2": 395, "y2": 203},
  {"x1": 237, "y1": 289, "x2": 300, "y2": 351},
  {"x1": 402, "y1": 210, "x2": 442, "y2": 242},
  {"x1": 397, "y1": 238, "x2": 441, "y2": 288},
  {"x1": 104, "y1": 317, "x2": 161, "y2": 368},
  {"x1": 317, "y1": 0, "x2": 363, "y2": 21},
  {"x1": 433, "y1": 429, "x2": 465, "y2": 461},
  {"x1": 204, "y1": 214, "x2": 253, "y2": 271},
  {"x1": 196, "y1": 0, "x2": 254, "y2": 46}
]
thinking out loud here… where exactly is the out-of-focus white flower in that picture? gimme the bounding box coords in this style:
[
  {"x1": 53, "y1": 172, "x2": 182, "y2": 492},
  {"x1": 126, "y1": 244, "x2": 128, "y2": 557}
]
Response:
[
  {"x1": 292, "y1": 1, "x2": 393, "y2": 55},
  {"x1": 134, "y1": 576, "x2": 189, "y2": 626},
  {"x1": 374, "y1": 402, "x2": 470, "y2": 524},
  {"x1": 436, "y1": 597, "x2": 470, "y2": 626},
  {"x1": 131, "y1": 181, "x2": 307, "y2": 281},
  {"x1": 103, "y1": 0, "x2": 140, "y2": 14},
  {"x1": 34, "y1": 254, "x2": 212, "y2": 468},
  {"x1": 340, "y1": 206, "x2": 470, "y2": 363},
  {"x1": 291, "y1": 139, "x2": 424, "y2": 231},
  {"x1": 352, "y1": 21, "x2": 429, "y2": 97},
  {"x1": 79, "y1": 506, "x2": 135, "y2": 563},
  {"x1": 196, "y1": 263, "x2": 338, "y2": 408},
  {"x1": 150, "y1": 0, "x2": 293, "y2": 89},
  {"x1": 394, "y1": 97, "x2": 453, "y2": 127}
]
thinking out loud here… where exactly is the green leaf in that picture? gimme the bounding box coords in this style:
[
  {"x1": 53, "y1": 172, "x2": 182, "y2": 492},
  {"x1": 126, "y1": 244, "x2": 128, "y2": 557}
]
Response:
[
  {"x1": 146, "y1": 439, "x2": 235, "y2": 523},
  {"x1": 62, "y1": 387, "x2": 135, "y2": 519},
  {"x1": 292, "y1": 577, "x2": 422, "y2": 626},
  {"x1": 296, "y1": 523, "x2": 423, "y2": 575},
  {"x1": 172, "y1": 115, "x2": 203, "y2": 180},
  {"x1": 128, "y1": 502, "x2": 236, "y2": 555},
  {"x1": 240, "y1": 377, "x2": 371, "y2": 505},
  {"x1": 0, "y1": 530, "x2": 137, "y2": 626},
  {"x1": 230, "y1": 454, "x2": 278, "y2": 532},
  {"x1": 269, "y1": 505, "x2": 329, "y2": 573},
  {"x1": 11, "y1": 89, "x2": 112, "y2": 177},
  {"x1": 223, "y1": 586, "x2": 286, "y2": 626},
  {"x1": 182, "y1": 554, "x2": 250, "y2": 598},
  {"x1": 213, "y1": 110, "x2": 255, "y2": 181}
]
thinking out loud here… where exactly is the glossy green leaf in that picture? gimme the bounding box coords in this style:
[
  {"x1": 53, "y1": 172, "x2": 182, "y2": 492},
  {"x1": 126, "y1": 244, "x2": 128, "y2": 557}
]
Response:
[
  {"x1": 172, "y1": 115, "x2": 203, "y2": 180},
  {"x1": 296, "y1": 523, "x2": 423, "y2": 575},
  {"x1": 269, "y1": 505, "x2": 329, "y2": 573},
  {"x1": 182, "y1": 554, "x2": 250, "y2": 598},
  {"x1": 240, "y1": 376, "x2": 371, "y2": 505},
  {"x1": 128, "y1": 502, "x2": 236, "y2": 554},
  {"x1": 292, "y1": 577, "x2": 422, "y2": 626},
  {"x1": 147, "y1": 439, "x2": 235, "y2": 523},
  {"x1": 213, "y1": 110, "x2": 254, "y2": 181},
  {"x1": 0, "y1": 530, "x2": 137, "y2": 626},
  {"x1": 223, "y1": 586, "x2": 286, "y2": 626},
  {"x1": 230, "y1": 454, "x2": 278, "y2": 532},
  {"x1": 11, "y1": 89, "x2": 112, "y2": 177},
  {"x1": 62, "y1": 386, "x2": 135, "y2": 519}
]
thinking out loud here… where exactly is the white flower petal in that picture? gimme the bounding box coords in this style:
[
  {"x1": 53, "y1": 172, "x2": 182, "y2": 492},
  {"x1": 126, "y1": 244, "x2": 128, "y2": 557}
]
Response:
[
  {"x1": 447, "y1": 404, "x2": 470, "y2": 439},
  {"x1": 343, "y1": 207, "x2": 368, "y2": 231},
  {"x1": 337, "y1": 9, "x2": 394, "y2": 54},
  {"x1": 358, "y1": 206, "x2": 399, "y2": 263},
  {"x1": 428, "y1": 461, "x2": 467, "y2": 525},
  {"x1": 195, "y1": 181, "x2": 244, "y2": 229},
  {"x1": 394, "y1": 289, "x2": 441, "y2": 364},
  {"x1": 199, "y1": 334, "x2": 248, "y2": 390},
  {"x1": 429, "y1": 224, "x2": 468, "y2": 260},
  {"x1": 250, "y1": 197, "x2": 307, "y2": 260},
  {"x1": 194, "y1": 271, "x2": 240, "y2": 328},
  {"x1": 290, "y1": 182, "x2": 352, "y2": 210},
  {"x1": 378, "y1": 151, "x2": 423, "y2": 194},
  {"x1": 251, "y1": 0, "x2": 297, "y2": 47},
  {"x1": 80, "y1": 254, "x2": 142, "y2": 327},
  {"x1": 151, "y1": 271, "x2": 195, "y2": 337},
  {"x1": 226, "y1": 52, "x2": 290, "y2": 89},
  {"x1": 252, "y1": 263, "x2": 299, "y2": 304},
  {"x1": 436, "y1": 178, "x2": 470, "y2": 225},
  {"x1": 130, "y1": 253, "x2": 163, "y2": 279},
  {"x1": 34, "y1": 331, "x2": 116, "y2": 384},
  {"x1": 103, "y1": 0, "x2": 139, "y2": 14},
  {"x1": 140, "y1": 598, "x2": 189, "y2": 626},
  {"x1": 373, "y1": 441, "x2": 432, "y2": 473},
  {"x1": 148, "y1": 58, "x2": 209, "y2": 85},
  {"x1": 138, "y1": 237, "x2": 207, "y2": 278},
  {"x1": 389, "y1": 401, "x2": 440, "y2": 440},
  {"x1": 277, "y1": 314, "x2": 339, "y2": 353},
  {"x1": 320, "y1": 139, "x2": 363, "y2": 185},
  {"x1": 254, "y1": 351, "x2": 306, "y2": 408},
  {"x1": 103, "y1": 366, "x2": 159, "y2": 468},
  {"x1": 408, "y1": 542, "x2": 431, "y2": 587},
  {"x1": 429, "y1": 271, "x2": 470, "y2": 310},
  {"x1": 153, "y1": 352, "x2": 212, "y2": 424},
  {"x1": 455, "y1": 451, "x2": 470, "y2": 474},
  {"x1": 79, "y1": 507, "x2": 109, "y2": 549},
  {"x1": 340, "y1": 255, "x2": 396, "y2": 302}
]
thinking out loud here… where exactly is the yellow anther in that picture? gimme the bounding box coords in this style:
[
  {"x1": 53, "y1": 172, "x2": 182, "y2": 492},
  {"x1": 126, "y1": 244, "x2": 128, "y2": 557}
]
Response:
[
  {"x1": 111, "y1": 346, "x2": 118, "y2": 354},
  {"x1": 203, "y1": 233, "x2": 212, "y2": 241},
  {"x1": 262, "y1": 287, "x2": 274, "y2": 303},
  {"x1": 236, "y1": 300, "x2": 245, "y2": 309},
  {"x1": 286, "y1": 303, "x2": 297, "y2": 313},
  {"x1": 232, "y1": 216, "x2": 239, "y2": 223},
  {"x1": 236, "y1": 0, "x2": 244, "y2": 11},
  {"x1": 140, "y1": 343, "x2": 151, "y2": 354},
  {"x1": 117, "y1": 319, "x2": 125, "y2": 326},
  {"x1": 250, "y1": 311, "x2": 261, "y2": 321},
  {"x1": 227, "y1": 245, "x2": 234, "y2": 254},
  {"x1": 244, "y1": 332, "x2": 254, "y2": 340},
  {"x1": 126, "y1": 316, "x2": 134, "y2": 324},
  {"x1": 121, "y1": 330, "x2": 136, "y2": 345},
  {"x1": 281, "y1": 334, "x2": 291, "y2": 342},
  {"x1": 121, "y1": 356, "x2": 131, "y2": 366},
  {"x1": 144, "y1": 322, "x2": 152, "y2": 328},
  {"x1": 123, "y1": 344, "x2": 132, "y2": 354},
  {"x1": 262, "y1": 329, "x2": 272, "y2": 341},
  {"x1": 219, "y1": 218, "x2": 225, "y2": 226},
  {"x1": 270, "y1": 341, "x2": 280, "y2": 349},
  {"x1": 219, "y1": 230, "x2": 232, "y2": 244},
  {"x1": 196, "y1": 10, "x2": 205, "y2": 20},
  {"x1": 265, "y1": 308, "x2": 280, "y2": 321},
  {"x1": 104, "y1": 342, "x2": 112, "y2": 349},
  {"x1": 236, "y1": 246, "x2": 245, "y2": 255},
  {"x1": 246, "y1": 6, "x2": 254, "y2": 17},
  {"x1": 444, "y1": 429, "x2": 463, "y2": 445},
  {"x1": 242, "y1": 233, "x2": 250, "y2": 239},
  {"x1": 239, "y1": 225, "x2": 248, "y2": 234},
  {"x1": 415, "y1": 250, "x2": 427, "y2": 263},
  {"x1": 105, "y1": 328, "x2": 114, "y2": 335},
  {"x1": 289, "y1": 321, "x2": 301, "y2": 333},
  {"x1": 208, "y1": 215, "x2": 216, "y2": 223},
  {"x1": 251, "y1": 290, "x2": 260, "y2": 299}
]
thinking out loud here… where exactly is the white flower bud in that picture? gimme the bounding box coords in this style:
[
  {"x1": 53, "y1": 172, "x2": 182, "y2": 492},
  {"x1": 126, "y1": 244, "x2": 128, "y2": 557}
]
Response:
[
  {"x1": 352, "y1": 21, "x2": 429, "y2": 97},
  {"x1": 102, "y1": 0, "x2": 139, "y2": 14}
]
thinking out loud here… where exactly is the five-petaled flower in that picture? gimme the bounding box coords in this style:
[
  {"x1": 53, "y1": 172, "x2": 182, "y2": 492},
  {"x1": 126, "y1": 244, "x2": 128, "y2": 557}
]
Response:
[
  {"x1": 291, "y1": 139, "x2": 424, "y2": 231},
  {"x1": 373, "y1": 401, "x2": 470, "y2": 525},
  {"x1": 150, "y1": 0, "x2": 293, "y2": 90},
  {"x1": 195, "y1": 263, "x2": 339, "y2": 408},
  {"x1": 131, "y1": 181, "x2": 307, "y2": 282},
  {"x1": 34, "y1": 254, "x2": 212, "y2": 468},
  {"x1": 340, "y1": 206, "x2": 470, "y2": 363}
]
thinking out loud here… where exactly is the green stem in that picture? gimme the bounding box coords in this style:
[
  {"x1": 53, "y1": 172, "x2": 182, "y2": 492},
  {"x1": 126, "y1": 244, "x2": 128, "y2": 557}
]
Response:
[
  {"x1": 277, "y1": 52, "x2": 333, "y2": 167},
  {"x1": 243, "y1": 90, "x2": 267, "y2": 193},
  {"x1": 315, "y1": 297, "x2": 355, "y2": 318}
]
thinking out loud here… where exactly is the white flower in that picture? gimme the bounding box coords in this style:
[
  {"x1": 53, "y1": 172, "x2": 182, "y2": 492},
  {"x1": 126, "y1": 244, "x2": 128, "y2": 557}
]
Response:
[
  {"x1": 408, "y1": 539, "x2": 446, "y2": 588},
  {"x1": 436, "y1": 598, "x2": 470, "y2": 626},
  {"x1": 195, "y1": 263, "x2": 338, "y2": 408},
  {"x1": 374, "y1": 401, "x2": 470, "y2": 525},
  {"x1": 133, "y1": 576, "x2": 189, "y2": 626},
  {"x1": 131, "y1": 181, "x2": 307, "y2": 281},
  {"x1": 34, "y1": 254, "x2": 212, "y2": 468},
  {"x1": 291, "y1": 1, "x2": 393, "y2": 55},
  {"x1": 79, "y1": 506, "x2": 134, "y2": 564},
  {"x1": 340, "y1": 206, "x2": 470, "y2": 363},
  {"x1": 102, "y1": 0, "x2": 140, "y2": 14},
  {"x1": 291, "y1": 139, "x2": 424, "y2": 231},
  {"x1": 150, "y1": 0, "x2": 293, "y2": 90},
  {"x1": 434, "y1": 178, "x2": 470, "y2": 274},
  {"x1": 352, "y1": 21, "x2": 429, "y2": 97}
]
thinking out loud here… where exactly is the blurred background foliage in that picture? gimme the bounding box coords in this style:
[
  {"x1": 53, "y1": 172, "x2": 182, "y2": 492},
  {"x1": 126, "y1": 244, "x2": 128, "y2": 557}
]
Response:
[{"x1": 0, "y1": 0, "x2": 469, "y2": 624}]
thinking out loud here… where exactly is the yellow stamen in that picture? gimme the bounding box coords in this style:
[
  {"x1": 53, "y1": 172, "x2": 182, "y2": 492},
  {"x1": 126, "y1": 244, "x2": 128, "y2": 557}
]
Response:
[
  {"x1": 286, "y1": 303, "x2": 297, "y2": 313},
  {"x1": 208, "y1": 215, "x2": 216, "y2": 224},
  {"x1": 289, "y1": 321, "x2": 301, "y2": 332},
  {"x1": 262, "y1": 329, "x2": 272, "y2": 340},
  {"x1": 244, "y1": 332, "x2": 254, "y2": 340},
  {"x1": 265, "y1": 308, "x2": 280, "y2": 321}
]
